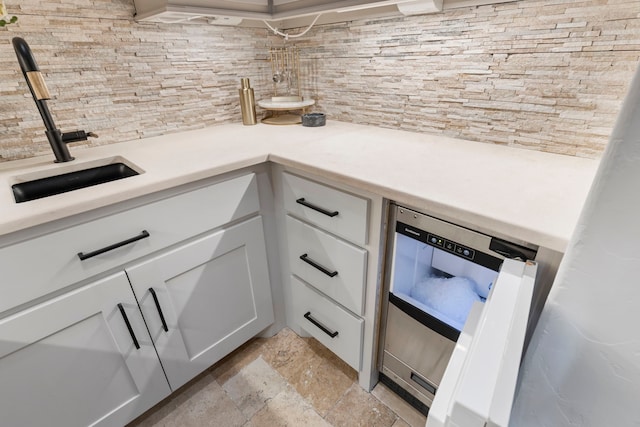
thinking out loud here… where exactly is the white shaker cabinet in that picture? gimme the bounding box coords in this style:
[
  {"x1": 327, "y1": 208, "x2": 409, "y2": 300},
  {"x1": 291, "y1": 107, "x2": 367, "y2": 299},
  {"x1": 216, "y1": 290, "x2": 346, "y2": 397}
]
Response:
[
  {"x1": 126, "y1": 215, "x2": 274, "y2": 390},
  {"x1": 0, "y1": 272, "x2": 171, "y2": 427},
  {"x1": 0, "y1": 171, "x2": 276, "y2": 426},
  {"x1": 275, "y1": 168, "x2": 385, "y2": 391},
  {"x1": 0, "y1": 173, "x2": 262, "y2": 315},
  {"x1": 280, "y1": 171, "x2": 368, "y2": 371}
]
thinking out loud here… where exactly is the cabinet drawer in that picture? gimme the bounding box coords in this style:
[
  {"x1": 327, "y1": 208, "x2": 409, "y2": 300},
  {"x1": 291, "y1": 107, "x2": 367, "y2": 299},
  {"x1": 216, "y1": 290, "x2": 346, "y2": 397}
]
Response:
[
  {"x1": 286, "y1": 215, "x2": 367, "y2": 315},
  {"x1": 282, "y1": 172, "x2": 368, "y2": 246},
  {"x1": 291, "y1": 276, "x2": 364, "y2": 371},
  {"x1": 0, "y1": 173, "x2": 259, "y2": 314}
]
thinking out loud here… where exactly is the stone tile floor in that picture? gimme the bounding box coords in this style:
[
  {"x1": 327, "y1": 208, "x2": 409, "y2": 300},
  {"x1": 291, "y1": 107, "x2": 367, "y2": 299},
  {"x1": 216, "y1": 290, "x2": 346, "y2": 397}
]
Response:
[{"x1": 128, "y1": 327, "x2": 427, "y2": 427}]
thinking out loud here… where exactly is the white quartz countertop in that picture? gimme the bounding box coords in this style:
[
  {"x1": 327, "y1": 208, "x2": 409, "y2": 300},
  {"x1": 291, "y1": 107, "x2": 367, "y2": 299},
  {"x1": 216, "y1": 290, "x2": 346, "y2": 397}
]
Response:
[{"x1": 0, "y1": 121, "x2": 599, "y2": 252}]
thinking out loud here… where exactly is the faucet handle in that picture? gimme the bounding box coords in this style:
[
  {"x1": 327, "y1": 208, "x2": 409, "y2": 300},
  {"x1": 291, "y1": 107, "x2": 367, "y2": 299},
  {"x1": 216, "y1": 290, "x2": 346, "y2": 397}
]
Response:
[{"x1": 61, "y1": 130, "x2": 98, "y2": 143}]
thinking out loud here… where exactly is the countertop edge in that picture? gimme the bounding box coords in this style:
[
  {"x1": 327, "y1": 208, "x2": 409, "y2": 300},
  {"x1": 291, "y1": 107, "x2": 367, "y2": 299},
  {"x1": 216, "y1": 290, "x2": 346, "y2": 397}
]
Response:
[{"x1": 0, "y1": 122, "x2": 599, "y2": 252}]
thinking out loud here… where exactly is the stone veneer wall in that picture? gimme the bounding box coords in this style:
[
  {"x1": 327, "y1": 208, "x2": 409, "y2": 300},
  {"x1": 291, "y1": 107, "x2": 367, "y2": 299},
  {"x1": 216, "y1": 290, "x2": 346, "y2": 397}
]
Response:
[
  {"x1": 0, "y1": 0, "x2": 273, "y2": 161},
  {"x1": 0, "y1": 0, "x2": 639, "y2": 161},
  {"x1": 296, "y1": 0, "x2": 640, "y2": 157}
]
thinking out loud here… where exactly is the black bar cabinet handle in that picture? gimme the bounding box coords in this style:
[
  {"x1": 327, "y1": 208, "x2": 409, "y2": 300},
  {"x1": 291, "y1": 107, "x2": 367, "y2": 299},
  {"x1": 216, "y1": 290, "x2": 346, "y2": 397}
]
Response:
[
  {"x1": 296, "y1": 198, "x2": 339, "y2": 217},
  {"x1": 117, "y1": 303, "x2": 140, "y2": 350},
  {"x1": 149, "y1": 288, "x2": 169, "y2": 332},
  {"x1": 299, "y1": 254, "x2": 338, "y2": 277},
  {"x1": 78, "y1": 230, "x2": 150, "y2": 261},
  {"x1": 304, "y1": 311, "x2": 339, "y2": 338}
]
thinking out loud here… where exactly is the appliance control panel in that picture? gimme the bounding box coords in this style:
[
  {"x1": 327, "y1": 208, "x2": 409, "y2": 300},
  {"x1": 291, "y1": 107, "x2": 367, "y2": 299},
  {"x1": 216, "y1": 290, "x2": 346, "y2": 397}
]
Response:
[{"x1": 426, "y1": 233, "x2": 475, "y2": 261}]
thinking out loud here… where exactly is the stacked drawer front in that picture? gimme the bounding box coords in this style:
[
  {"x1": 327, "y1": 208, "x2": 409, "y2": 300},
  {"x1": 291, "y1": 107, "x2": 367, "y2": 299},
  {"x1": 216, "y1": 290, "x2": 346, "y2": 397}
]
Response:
[
  {"x1": 290, "y1": 276, "x2": 364, "y2": 371},
  {"x1": 286, "y1": 216, "x2": 367, "y2": 316},
  {"x1": 282, "y1": 172, "x2": 368, "y2": 246},
  {"x1": 282, "y1": 172, "x2": 369, "y2": 371}
]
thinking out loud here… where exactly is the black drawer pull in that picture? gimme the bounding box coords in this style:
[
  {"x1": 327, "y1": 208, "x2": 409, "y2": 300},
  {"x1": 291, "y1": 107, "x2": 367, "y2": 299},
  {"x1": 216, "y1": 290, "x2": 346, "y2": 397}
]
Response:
[
  {"x1": 78, "y1": 230, "x2": 150, "y2": 261},
  {"x1": 299, "y1": 254, "x2": 338, "y2": 277},
  {"x1": 149, "y1": 288, "x2": 168, "y2": 332},
  {"x1": 296, "y1": 198, "x2": 339, "y2": 217},
  {"x1": 118, "y1": 303, "x2": 140, "y2": 350},
  {"x1": 304, "y1": 312, "x2": 339, "y2": 338}
]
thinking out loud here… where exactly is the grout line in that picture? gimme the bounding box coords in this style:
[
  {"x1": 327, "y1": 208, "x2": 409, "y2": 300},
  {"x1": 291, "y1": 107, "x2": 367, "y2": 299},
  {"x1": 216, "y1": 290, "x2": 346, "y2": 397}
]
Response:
[
  {"x1": 321, "y1": 381, "x2": 358, "y2": 421},
  {"x1": 139, "y1": 329, "x2": 406, "y2": 427}
]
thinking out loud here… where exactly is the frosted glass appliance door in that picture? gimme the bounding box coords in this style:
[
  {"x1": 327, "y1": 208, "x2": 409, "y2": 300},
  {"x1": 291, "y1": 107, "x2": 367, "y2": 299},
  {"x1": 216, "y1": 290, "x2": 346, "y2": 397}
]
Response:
[
  {"x1": 426, "y1": 259, "x2": 537, "y2": 427},
  {"x1": 390, "y1": 229, "x2": 500, "y2": 336}
]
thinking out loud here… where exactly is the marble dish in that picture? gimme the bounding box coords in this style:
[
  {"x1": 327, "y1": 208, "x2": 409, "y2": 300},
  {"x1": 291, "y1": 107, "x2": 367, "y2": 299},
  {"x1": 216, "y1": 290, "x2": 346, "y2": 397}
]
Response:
[{"x1": 301, "y1": 113, "x2": 326, "y2": 127}]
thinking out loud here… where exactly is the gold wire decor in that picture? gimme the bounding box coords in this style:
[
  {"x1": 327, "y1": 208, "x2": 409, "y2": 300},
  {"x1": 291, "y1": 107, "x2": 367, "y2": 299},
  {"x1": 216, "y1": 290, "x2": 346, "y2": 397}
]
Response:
[{"x1": 268, "y1": 46, "x2": 301, "y2": 99}]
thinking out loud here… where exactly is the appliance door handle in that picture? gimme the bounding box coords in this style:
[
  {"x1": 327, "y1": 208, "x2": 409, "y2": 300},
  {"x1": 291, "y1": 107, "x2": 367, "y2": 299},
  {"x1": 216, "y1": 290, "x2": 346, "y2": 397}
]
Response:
[
  {"x1": 304, "y1": 311, "x2": 339, "y2": 338},
  {"x1": 78, "y1": 230, "x2": 150, "y2": 260},
  {"x1": 489, "y1": 237, "x2": 536, "y2": 261},
  {"x1": 117, "y1": 303, "x2": 140, "y2": 350},
  {"x1": 299, "y1": 253, "x2": 338, "y2": 277},
  {"x1": 410, "y1": 372, "x2": 437, "y2": 395},
  {"x1": 296, "y1": 197, "x2": 339, "y2": 217},
  {"x1": 148, "y1": 288, "x2": 168, "y2": 332}
]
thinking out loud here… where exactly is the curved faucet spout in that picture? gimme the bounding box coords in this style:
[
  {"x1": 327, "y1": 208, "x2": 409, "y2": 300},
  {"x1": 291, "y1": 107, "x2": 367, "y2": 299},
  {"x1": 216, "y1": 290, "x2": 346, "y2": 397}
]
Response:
[
  {"x1": 13, "y1": 37, "x2": 39, "y2": 73},
  {"x1": 12, "y1": 37, "x2": 74, "y2": 163}
]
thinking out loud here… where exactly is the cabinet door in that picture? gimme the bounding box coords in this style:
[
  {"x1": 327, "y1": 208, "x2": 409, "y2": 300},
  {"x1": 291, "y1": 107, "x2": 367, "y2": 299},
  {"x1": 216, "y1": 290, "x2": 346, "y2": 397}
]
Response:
[
  {"x1": 126, "y1": 215, "x2": 275, "y2": 390},
  {"x1": 0, "y1": 272, "x2": 171, "y2": 427}
]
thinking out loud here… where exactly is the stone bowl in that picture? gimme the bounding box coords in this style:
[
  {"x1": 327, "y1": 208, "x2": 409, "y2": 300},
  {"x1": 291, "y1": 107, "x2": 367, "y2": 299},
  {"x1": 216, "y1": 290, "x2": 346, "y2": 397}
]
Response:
[{"x1": 301, "y1": 113, "x2": 326, "y2": 127}]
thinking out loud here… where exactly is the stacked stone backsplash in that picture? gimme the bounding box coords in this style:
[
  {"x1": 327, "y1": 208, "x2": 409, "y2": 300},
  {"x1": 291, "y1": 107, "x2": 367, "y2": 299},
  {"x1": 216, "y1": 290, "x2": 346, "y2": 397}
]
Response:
[
  {"x1": 0, "y1": 0, "x2": 638, "y2": 161},
  {"x1": 0, "y1": 0, "x2": 275, "y2": 161},
  {"x1": 295, "y1": 0, "x2": 640, "y2": 158}
]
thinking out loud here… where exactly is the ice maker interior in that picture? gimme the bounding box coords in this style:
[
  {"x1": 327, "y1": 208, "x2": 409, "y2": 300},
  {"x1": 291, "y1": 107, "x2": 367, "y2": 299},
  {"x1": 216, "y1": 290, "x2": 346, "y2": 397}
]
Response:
[{"x1": 390, "y1": 233, "x2": 499, "y2": 331}]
